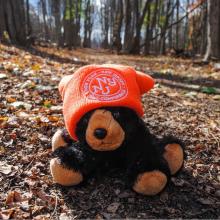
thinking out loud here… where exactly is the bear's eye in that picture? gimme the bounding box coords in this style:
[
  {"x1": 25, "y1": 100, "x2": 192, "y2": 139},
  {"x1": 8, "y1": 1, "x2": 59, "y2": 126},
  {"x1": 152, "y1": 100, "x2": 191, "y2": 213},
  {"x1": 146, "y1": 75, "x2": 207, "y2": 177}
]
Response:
[{"x1": 113, "y1": 112, "x2": 120, "y2": 119}]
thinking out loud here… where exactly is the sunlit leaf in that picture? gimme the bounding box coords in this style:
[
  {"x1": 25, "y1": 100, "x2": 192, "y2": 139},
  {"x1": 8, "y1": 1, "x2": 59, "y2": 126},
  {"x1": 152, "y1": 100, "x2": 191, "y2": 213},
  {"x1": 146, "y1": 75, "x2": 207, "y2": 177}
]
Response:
[
  {"x1": 43, "y1": 100, "x2": 52, "y2": 108},
  {"x1": 31, "y1": 64, "x2": 41, "y2": 71}
]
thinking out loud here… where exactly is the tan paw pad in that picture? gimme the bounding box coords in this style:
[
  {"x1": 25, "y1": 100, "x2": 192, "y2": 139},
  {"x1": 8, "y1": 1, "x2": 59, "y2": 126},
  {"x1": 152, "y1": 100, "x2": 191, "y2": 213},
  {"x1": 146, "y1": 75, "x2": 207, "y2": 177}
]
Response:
[
  {"x1": 163, "y1": 144, "x2": 184, "y2": 175},
  {"x1": 50, "y1": 158, "x2": 83, "y2": 186},
  {"x1": 133, "y1": 170, "x2": 167, "y2": 196},
  {"x1": 52, "y1": 130, "x2": 67, "y2": 151}
]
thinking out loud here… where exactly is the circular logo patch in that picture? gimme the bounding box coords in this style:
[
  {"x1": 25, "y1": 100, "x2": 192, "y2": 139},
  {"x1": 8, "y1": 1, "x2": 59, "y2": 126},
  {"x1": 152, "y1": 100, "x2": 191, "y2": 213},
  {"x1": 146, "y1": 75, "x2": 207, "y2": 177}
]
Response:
[{"x1": 81, "y1": 69, "x2": 128, "y2": 101}]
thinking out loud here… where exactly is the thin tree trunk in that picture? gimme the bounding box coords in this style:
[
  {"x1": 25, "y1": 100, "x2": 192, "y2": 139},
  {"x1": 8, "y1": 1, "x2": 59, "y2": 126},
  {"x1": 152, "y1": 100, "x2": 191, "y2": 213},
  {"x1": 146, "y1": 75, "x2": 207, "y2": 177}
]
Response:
[
  {"x1": 41, "y1": 0, "x2": 49, "y2": 40},
  {"x1": 112, "y1": 0, "x2": 123, "y2": 52},
  {"x1": 130, "y1": 0, "x2": 152, "y2": 54},
  {"x1": 101, "y1": 0, "x2": 109, "y2": 48},
  {"x1": 0, "y1": 0, "x2": 27, "y2": 45},
  {"x1": 168, "y1": 2, "x2": 174, "y2": 50},
  {"x1": 203, "y1": 0, "x2": 220, "y2": 60},
  {"x1": 184, "y1": 0, "x2": 190, "y2": 51},
  {"x1": 26, "y1": 0, "x2": 31, "y2": 36},
  {"x1": 83, "y1": 0, "x2": 92, "y2": 48},
  {"x1": 123, "y1": 0, "x2": 132, "y2": 52},
  {"x1": 52, "y1": 0, "x2": 62, "y2": 46},
  {"x1": 0, "y1": 0, "x2": 7, "y2": 42},
  {"x1": 175, "y1": 0, "x2": 179, "y2": 49},
  {"x1": 144, "y1": 2, "x2": 152, "y2": 55}
]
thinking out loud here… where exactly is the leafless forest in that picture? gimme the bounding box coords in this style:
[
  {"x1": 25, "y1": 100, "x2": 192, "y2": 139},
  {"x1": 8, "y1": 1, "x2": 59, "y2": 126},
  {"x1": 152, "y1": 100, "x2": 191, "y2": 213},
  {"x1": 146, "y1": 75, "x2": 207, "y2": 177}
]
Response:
[
  {"x1": 0, "y1": 0, "x2": 220, "y2": 60},
  {"x1": 0, "y1": 0, "x2": 220, "y2": 219}
]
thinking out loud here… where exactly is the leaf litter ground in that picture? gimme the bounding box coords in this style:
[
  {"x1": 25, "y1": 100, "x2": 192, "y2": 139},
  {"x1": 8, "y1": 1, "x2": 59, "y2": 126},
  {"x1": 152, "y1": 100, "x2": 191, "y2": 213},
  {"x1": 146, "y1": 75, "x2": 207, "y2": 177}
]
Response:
[{"x1": 0, "y1": 44, "x2": 219, "y2": 219}]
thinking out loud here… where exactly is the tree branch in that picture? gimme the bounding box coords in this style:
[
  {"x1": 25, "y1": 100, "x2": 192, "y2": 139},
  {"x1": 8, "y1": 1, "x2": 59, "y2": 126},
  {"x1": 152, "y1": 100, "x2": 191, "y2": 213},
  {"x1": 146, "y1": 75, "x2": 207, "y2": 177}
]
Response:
[{"x1": 141, "y1": 0, "x2": 206, "y2": 48}]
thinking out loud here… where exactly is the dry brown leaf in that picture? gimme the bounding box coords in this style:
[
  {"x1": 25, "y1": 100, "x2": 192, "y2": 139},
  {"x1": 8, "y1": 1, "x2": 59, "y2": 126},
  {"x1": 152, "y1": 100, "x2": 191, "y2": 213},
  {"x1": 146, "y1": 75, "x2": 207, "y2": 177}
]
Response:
[
  {"x1": 0, "y1": 208, "x2": 16, "y2": 220},
  {"x1": 32, "y1": 188, "x2": 56, "y2": 205},
  {"x1": 47, "y1": 115, "x2": 60, "y2": 122},
  {"x1": 5, "y1": 191, "x2": 22, "y2": 205},
  {"x1": 0, "y1": 146, "x2": 6, "y2": 155}
]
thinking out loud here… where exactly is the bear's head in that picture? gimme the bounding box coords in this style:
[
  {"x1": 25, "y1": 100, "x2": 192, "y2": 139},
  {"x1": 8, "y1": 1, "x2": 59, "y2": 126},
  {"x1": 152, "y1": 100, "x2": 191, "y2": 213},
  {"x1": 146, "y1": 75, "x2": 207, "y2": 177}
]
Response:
[{"x1": 58, "y1": 64, "x2": 154, "y2": 148}]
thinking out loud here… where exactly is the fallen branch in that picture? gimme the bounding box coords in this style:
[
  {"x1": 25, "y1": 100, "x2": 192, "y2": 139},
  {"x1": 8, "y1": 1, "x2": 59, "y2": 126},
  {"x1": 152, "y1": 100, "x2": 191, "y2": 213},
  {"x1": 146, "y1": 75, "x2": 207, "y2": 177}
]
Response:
[{"x1": 155, "y1": 78, "x2": 220, "y2": 94}]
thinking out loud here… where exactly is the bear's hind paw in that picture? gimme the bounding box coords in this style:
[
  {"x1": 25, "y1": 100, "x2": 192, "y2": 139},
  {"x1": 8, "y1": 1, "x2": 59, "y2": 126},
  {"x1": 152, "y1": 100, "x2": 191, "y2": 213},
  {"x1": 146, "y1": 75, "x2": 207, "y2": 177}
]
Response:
[
  {"x1": 50, "y1": 158, "x2": 83, "y2": 186},
  {"x1": 163, "y1": 143, "x2": 184, "y2": 175},
  {"x1": 133, "y1": 170, "x2": 167, "y2": 196}
]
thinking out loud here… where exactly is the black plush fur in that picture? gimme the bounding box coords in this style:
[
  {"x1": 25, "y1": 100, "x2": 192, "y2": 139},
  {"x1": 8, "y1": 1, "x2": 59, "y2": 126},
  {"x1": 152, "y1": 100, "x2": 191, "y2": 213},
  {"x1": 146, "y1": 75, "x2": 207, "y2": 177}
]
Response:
[{"x1": 53, "y1": 107, "x2": 184, "y2": 189}]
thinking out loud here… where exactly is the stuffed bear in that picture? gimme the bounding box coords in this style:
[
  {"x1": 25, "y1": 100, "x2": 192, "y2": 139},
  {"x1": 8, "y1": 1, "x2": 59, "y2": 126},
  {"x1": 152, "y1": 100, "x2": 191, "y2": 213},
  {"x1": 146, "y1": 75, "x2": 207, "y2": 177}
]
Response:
[{"x1": 50, "y1": 64, "x2": 184, "y2": 196}]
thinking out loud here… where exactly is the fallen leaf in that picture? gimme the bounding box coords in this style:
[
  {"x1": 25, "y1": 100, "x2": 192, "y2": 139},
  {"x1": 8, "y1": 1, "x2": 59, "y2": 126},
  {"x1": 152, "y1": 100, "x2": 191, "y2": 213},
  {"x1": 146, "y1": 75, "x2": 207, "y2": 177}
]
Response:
[
  {"x1": 107, "y1": 202, "x2": 120, "y2": 213},
  {"x1": 19, "y1": 80, "x2": 35, "y2": 89},
  {"x1": 0, "y1": 208, "x2": 16, "y2": 219},
  {"x1": 5, "y1": 191, "x2": 22, "y2": 205},
  {"x1": 198, "y1": 198, "x2": 214, "y2": 205},
  {"x1": 6, "y1": 97, "x2": 16, "y2": 103},
  {"x1": 9, "y1": 101, "x2": 32, "y2": 110},
  {"x1": 47, "y1": 115, "x2": 60, "y2": 122},
  {"x1": 43, "y1": 100, "x2": 52, "y2": 108},
  {"x1": 0, "y1": 162, "x2": 13, "y2": 175},
  {"x1": 0, "y1": 146, "x2": 6, "y2": 155},
  {"x1": 31, "y1": 64, "x2": 41, "y2": 71},
  {"x1": 32, "y1": 188, "x2": 56, "y2": 205},
  {"x1": 0, "y1": 73, "x2": 7, "y2": 79}
]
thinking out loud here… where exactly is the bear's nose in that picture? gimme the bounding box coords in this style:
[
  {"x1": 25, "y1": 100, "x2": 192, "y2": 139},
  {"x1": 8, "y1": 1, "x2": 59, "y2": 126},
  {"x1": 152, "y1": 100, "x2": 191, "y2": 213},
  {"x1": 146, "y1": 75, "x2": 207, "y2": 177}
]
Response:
[{"x1": 94, "y1": 128, "x2": 107, "y2": 139}]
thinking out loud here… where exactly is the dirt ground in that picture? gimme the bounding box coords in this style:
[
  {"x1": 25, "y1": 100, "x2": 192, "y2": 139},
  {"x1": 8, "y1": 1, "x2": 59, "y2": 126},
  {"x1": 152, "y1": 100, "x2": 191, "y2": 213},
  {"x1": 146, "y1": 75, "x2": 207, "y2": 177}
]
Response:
[{"x1": 0, "y1": 44, "x2": 219, "y2": 219}]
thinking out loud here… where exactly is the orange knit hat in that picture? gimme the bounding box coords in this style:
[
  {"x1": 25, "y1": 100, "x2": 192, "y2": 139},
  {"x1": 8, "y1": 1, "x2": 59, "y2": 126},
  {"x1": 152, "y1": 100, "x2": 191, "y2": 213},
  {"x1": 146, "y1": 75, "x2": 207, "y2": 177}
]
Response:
[{"x1": 59, "y1": 64, "x2": 154, "y2": 140}]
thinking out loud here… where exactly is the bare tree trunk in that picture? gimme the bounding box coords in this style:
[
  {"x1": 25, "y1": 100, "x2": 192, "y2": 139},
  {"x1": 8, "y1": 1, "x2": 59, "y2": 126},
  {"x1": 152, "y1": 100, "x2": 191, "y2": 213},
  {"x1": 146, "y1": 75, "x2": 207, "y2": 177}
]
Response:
[
  {"x1": 130, "y1": 0, "x2": 152, "y2": 54},
  {"x1": 200, "y1": 2, "x2": 207, "y2": 54},
  {"x1": 83, "y1": 0, "x2": 93, "y2": 48},
  {"x1": 168, "y1": 1, "x2": 174, "y2": 50},
  {"x1": 26, "y1": 0, "x2": 31, "y2": 36},
  {"x1": 175, "y1": 0, "x2": 179, "y2": 49},
  {"x1": 209, "y1": 0, "x2": 220, "y2": 59},
  {"x1": 160, "y1": 0, "x2": 171, "y2": 54},
  {"x1": 203, "y1": 0, "x2": 220, "y2": 61},
  {"x1": 74, "y1": 0, "x2": 82, "y2": 47},
  {"x1": 203, "y1": 0, "x2": 211, "y2": 61},
  {"x1": 0, "y1": 0, "x2": 27, "y2": 45},
  {"x1": 0, "y1": 0, "x2": 7, "y2": 42},
  {"x1": 52, "y1": 0, "x2": 62, "y2": 46},
  {"x1": 155, "y1": 1, "x2": 162, "y2": 53},
  {"x1": 112, "y1": 0, "x2": 123, "y2": 52},
  {"x1": 101, "y1": 0, "x2": 109, "y2": 48},
  {"x1": 123, "y1": 0, "x2": 132, "y2": 52},
  {"x1": 40, "y1": 0, "x2": 49, "y2": 40},
  {"x1": 144, "y1": 2, "x2": 152, "y2": 55},
  {"x1": 184, "y1": 0, "x2": 190, "y2": 51}
]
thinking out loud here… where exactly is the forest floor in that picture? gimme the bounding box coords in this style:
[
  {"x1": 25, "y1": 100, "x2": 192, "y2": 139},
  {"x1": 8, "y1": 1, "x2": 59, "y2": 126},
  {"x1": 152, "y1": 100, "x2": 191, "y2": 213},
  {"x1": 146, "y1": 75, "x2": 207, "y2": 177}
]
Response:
[{"x1": 0, "y1": 44, "x2": 220, "y2": 219}]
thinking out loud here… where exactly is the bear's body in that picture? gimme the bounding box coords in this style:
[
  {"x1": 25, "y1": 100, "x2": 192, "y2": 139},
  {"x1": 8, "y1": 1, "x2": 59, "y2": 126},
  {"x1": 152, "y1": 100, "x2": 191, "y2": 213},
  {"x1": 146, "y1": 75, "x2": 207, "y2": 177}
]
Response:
[
  {"x1": 50, "y1": 65, "x2": 184, "y2": 195},
  {"x1": 51, "y1": 107, "x2": 184, "y2": 195}
]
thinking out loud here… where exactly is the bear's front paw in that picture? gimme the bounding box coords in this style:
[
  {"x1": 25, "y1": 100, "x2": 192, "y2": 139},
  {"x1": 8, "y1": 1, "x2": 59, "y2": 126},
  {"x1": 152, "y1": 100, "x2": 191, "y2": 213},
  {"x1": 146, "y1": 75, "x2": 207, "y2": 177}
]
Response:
[
  {"x1": 133, "y1": 170, "x2": 167, "y2": 196},
  {"x1": 163, "y1": 143, "x2": 184, "y2": 175},
  {"x1": 52, "y1": 129, "x2": 72, "y2": 151},
  {"x1": 50, "y1": 158, "x2": 83, "y2": 186}
]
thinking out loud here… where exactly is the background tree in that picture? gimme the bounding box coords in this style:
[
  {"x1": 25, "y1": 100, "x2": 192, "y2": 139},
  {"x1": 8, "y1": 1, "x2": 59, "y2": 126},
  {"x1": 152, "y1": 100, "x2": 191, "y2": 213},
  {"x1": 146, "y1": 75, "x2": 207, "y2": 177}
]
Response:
[
  {"x1": 0, "y1": 0, "x2": 27, "y2": 45},
  {"x1": 203, "y1": 0, "x2": 220, "y2": 61},
  {"x1": 1, "y1": 0, "x2": 220, "y2": 60},
  {"x1": 83, "y1": 0, "x2": 93, "y2": 48},
  {"x1": 111, "y1": 0, "x2": 123, "y2": 52}
]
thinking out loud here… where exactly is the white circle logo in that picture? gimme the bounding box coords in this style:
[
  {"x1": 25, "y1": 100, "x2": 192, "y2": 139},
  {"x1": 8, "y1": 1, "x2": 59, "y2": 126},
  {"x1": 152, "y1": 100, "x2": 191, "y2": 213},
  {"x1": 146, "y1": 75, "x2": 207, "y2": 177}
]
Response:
[{"x1": 81, "y1": 69, "x2": 128, "y2": 101}]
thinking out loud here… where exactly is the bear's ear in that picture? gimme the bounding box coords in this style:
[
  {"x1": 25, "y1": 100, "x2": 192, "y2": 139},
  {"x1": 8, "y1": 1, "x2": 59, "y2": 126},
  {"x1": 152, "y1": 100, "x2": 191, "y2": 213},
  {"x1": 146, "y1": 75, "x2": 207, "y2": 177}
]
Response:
[
  {"x1": 136, "y1": 71, "x2": 154, "y2": 95},
  {"x1": 58, "y1": 75, "x2": 73, "y2": 99}
]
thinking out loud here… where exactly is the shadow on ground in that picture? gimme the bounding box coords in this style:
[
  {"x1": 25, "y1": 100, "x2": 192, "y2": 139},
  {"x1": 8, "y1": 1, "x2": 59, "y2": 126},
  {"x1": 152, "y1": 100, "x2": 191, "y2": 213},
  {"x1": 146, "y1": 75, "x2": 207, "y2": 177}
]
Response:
[{"x1": 56, "y1": 168, "x2": 219, "y2": 219}]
